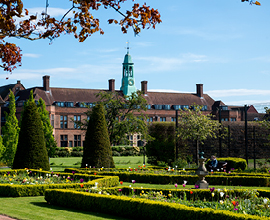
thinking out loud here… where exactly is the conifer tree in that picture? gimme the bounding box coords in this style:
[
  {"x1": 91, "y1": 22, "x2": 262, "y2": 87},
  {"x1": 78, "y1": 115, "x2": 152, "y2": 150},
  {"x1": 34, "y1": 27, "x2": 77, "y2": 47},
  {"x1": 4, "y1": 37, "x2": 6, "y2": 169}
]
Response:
[
  {"x1": 13, "y1": 92, "x2": 49, "y2": 170},
  {"x1": 37, "y1": 98, "x2": 57, "y2": 158},
  {"x1": 81, "y1": 103, "x2": 115, "y2": 168},
  {"x1": 1, "y1": 90, "x2": 20, "y2": 166}
]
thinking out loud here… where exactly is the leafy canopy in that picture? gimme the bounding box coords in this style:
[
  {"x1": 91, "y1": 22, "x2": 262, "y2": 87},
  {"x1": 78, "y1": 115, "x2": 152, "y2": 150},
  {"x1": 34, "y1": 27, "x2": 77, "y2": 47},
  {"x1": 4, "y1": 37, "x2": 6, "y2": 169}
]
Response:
[{"x1": 0, "y1": 0, "x2": 161, "y2": 73}]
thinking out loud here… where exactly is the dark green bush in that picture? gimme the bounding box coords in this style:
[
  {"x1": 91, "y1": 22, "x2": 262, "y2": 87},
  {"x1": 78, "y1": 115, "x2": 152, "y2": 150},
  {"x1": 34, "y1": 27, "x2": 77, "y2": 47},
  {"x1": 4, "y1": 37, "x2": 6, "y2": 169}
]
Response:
[
  {"x1": 13, "y1": 100, "x2": 50, "y2": 170},
  {"x1": 146, "y1": 122, "x2": 175, "y2": 166},
  {"x1": 81, "y1": 104, "x2": 115, "y2": 168}
]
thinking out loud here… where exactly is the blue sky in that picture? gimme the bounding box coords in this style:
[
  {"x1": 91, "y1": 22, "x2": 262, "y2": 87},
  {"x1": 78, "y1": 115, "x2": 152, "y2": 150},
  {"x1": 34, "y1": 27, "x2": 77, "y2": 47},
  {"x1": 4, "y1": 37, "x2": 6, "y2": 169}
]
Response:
[{"x1": 4, "y1": 0, "x2": 270, "y2": 112}]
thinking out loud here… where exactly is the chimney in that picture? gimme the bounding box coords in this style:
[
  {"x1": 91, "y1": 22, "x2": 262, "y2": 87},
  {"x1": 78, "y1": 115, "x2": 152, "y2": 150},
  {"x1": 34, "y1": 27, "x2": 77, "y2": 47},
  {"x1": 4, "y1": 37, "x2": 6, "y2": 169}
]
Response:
[
  {"x1": 109, "y1": 79, "x2": 115, "y2": 92},
  {"x1": 141, "y1": 81, "x2": 148, "y2": 95},
  {"x1": 43, "y1": 75, "x2": 50, "y2": 91},
  {"x1": 196, "y1": 84, "x2": 203, "y2": 98}
]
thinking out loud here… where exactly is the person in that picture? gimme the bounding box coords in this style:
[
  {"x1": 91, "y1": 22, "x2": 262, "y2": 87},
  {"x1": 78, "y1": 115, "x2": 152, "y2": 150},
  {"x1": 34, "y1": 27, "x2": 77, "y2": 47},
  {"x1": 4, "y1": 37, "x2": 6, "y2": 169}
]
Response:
[{"x1": 206, "y1": 155, "x2": 218, "y2": 171}]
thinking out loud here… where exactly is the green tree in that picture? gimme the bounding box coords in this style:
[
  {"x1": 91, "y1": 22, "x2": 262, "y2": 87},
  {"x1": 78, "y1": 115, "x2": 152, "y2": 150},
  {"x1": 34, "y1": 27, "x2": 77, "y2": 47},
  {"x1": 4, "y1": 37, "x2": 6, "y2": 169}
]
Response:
[
  {"x1": 1, "y1": 90, "x2": 20, "y2": 166},
  {"x1": 13, "y1": 96, "x2": 49, "y2": 170},
  {"x1": 177, "y1": 105, "x2": 221, "y2": 164},
  {"x1": 81, "y1": 103, "x2": 115, "y2": 168},
  {"x1": 78, "y1": 91, "x2": 149, "y2": 146},
  {"x1": 146, "y1": 122, "x2": 176, "y2": 166},
  {"x1": 37, "y1": 98, "x2": 57, "y2": 158},
  {"x1": 0, "y1": 1, "x2": 161, "y2": 73}
]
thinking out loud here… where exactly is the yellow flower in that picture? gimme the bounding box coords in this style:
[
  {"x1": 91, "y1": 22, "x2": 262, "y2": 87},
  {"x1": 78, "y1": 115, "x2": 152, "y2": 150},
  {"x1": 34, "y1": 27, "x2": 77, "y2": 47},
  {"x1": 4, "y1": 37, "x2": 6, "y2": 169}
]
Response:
[
  {"x1": 13, "y1": 174, "x2": 16, "y2": 177},
  {"x1": 160, "y1": 191, "x2": 163, "y2": 195},
  {"x1": 168, "y1": 194, "x2": 172, "y2": 197},
  {"x1": 141, "y1": 190, "x2": 144, "y2": 194},
  {"x1": 140, "y1": 193, "x2": 142, "y2": 196},
  {"x1": 9, "y1": 178, "x2": 12, "y2": 181},
  {"x1": 39, "y1": 168, "x2": 42, "y2": 171},
  {"x1": 211, "y1": 193, "x2": 215, "y2": 197},
  {"x1": 3, "y1": 174, "x2": 6, "y2": 177},
  {"x1": 223, "y1": 188, "x2": 227, "y2": 193}
]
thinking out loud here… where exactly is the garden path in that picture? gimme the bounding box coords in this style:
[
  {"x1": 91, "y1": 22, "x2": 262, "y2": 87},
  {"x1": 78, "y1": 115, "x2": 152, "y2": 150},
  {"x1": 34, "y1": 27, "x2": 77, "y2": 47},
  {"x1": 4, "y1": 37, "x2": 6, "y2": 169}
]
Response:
[{"x1": 0, "y1": 215, "x2": 17, "y2": 220}]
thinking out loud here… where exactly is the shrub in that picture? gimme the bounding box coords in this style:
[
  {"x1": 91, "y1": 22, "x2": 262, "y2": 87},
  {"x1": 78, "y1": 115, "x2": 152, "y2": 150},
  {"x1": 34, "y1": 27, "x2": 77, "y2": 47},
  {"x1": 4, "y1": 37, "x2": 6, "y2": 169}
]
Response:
[
  {"x1": 13, "y1": 96, "x2": 50, "y2": 171},
  {"x1": 81, "y1": 104, "x2": 115, "y2": 168},
  {"x1": 146, "y1": 122, "x2": 175, "y2": 165}
]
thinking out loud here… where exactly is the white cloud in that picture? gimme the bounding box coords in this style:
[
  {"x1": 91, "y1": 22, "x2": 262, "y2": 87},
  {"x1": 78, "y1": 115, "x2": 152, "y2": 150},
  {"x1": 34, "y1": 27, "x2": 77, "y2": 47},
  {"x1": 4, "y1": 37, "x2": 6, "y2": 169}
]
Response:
[
  {"x1": 135, "y1": 53, "x2": 208, "y2": 73},
  {"x1": 23, "y1": 53, "x2": 41, "y2": 58},
  {"x1": 148, "y1": 89, "x2": 189, "y2": 93},
  {"x1": 28, "y1": 7, "x2": 69, "y2": 18},
  {"x1": 206, "y1": 89, "x2": 270, "y2": 98}
]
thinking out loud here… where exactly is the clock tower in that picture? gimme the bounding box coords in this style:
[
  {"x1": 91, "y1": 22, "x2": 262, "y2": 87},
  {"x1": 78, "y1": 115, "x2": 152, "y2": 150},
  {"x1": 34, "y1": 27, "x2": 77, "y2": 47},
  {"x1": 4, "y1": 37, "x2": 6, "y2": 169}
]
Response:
[{"x1": 120, "y1": 47, "x2": 136, "y2": 96}]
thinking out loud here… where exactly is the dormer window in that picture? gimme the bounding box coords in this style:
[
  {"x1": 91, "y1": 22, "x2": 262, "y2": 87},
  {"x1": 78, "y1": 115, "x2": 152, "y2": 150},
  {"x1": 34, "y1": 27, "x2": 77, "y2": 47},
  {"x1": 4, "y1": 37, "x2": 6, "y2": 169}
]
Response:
[{"x1": 162, "y1": 105, "x2": 171, "y2": 110}]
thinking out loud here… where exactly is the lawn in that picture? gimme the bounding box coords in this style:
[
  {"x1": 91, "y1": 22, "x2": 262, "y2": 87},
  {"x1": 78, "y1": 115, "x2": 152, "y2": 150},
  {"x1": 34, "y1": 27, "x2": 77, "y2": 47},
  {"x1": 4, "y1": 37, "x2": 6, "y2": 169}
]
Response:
[
  {"x1": 49, "y1": 156, "x2": 149, "y2": 172},
  {"x1": 0, "y1": 196, "x2": 130, "y2": 220}
]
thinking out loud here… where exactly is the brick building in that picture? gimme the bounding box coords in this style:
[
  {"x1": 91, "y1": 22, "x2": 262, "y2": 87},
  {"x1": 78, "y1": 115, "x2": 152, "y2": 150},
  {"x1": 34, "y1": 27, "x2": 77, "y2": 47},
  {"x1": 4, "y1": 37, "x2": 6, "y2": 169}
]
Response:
[{"x1": 0, "y1": 51, "x2": 261, "y2": 147}]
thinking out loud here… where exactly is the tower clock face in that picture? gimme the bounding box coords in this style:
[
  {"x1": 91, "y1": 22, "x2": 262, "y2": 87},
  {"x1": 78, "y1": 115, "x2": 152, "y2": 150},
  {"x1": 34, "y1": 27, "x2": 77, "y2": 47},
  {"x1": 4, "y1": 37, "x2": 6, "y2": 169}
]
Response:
[{"x1": 128, "y1": 79, "x2": 134, "y2": 86}]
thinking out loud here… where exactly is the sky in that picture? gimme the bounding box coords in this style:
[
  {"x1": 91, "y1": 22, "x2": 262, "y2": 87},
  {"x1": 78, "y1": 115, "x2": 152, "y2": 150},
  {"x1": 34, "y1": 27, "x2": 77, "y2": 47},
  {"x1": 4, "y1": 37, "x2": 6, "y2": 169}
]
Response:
[{"x1": 4, "y1": 0, "x2": 270, "y2": 112}]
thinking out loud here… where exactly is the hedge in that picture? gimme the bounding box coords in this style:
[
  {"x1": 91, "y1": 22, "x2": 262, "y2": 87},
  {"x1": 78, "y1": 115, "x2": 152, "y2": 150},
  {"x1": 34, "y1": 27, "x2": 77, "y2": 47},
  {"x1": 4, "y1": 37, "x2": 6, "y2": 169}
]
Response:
[
  {"x1": 0, "y1": 169, "x2": 119, "y2": 197},
  {"x1": 65, "y1": 168, "x2": 270, "y2": 187},
  {"x1": 45, "y1": 189, "x2": 269, "y2": 220}
]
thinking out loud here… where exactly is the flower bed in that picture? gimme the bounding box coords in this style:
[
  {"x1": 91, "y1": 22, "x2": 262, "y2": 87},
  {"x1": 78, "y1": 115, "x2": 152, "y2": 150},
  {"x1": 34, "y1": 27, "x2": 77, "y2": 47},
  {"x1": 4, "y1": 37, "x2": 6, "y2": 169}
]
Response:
[
  {"x1": 64, "y1": 168, "x2": 270, "y2": 186},
  {"x1": 0, "y1": 169, "x2": 119, "y2": 197},
  {"x1": 45, "y1": 188, "x2": 270, "y2": 220}
]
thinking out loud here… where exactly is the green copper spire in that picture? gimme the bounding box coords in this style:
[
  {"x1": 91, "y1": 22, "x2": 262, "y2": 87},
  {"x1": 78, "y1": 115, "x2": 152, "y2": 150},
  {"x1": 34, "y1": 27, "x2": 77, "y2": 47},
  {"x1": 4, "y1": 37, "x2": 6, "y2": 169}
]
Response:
[{"x1": 120, "y1": 45, "x2": 136, "y2": 96}]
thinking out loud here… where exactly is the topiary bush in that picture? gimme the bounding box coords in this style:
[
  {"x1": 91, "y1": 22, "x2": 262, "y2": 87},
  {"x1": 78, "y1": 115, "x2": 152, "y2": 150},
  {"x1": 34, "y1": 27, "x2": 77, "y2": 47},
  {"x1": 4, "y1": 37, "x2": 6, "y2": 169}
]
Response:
[
  {"x1": 12, "y1": 94, "x2": 50, "y2": 171},
  {"x1": 81, "y1": 104, "x2": 115, "y2": 168}
]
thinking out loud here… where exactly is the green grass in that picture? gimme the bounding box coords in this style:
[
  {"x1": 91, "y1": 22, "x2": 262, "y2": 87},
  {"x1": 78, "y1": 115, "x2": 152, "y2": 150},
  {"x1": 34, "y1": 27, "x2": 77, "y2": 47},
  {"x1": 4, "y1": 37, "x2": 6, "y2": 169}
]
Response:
[
  {"x1": 0, "y1": 196, "x2": 130, "y2": 220},
  {"x1": 49, "y1": 156, "x2": 149, "y2": 172}
]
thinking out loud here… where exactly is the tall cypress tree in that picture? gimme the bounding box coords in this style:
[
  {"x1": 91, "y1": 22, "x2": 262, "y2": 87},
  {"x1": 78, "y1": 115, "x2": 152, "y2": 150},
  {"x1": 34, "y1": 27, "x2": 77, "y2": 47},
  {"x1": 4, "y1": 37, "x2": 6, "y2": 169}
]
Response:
[
  {"x1": 1, "y1": 90, "x2": 20, "y2": 166},
  {"x1": 13, "y1": 93, "x2": 49, "y2": 170},
  {"x1": 37, "y1": 98, "x2": 57, "y2": 158},
  {"x1": 81, "y1": 103, "x2": 115, "y2": 168}
]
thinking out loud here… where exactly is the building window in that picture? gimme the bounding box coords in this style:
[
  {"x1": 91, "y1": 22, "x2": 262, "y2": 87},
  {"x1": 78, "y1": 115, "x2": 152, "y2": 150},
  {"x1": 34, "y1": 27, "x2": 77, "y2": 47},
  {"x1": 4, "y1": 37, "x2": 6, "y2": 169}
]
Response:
[
  {"x1": 130, "y1": 141, "x2": 133, "y2": 146},
  {"x1": 147, "y1": 105, "x2": 152, "y2": 109},
  {"x1": 162, "y1": 105, "x2": 171, "y2": 110},
  {"x1": 60, "y1": 135, "x2": 68, "y2": 147},
  {"x1": 171, "y1": 117, "x2": 176, "y2": 122},
  {"x1": 69, "y1": 141, "x2": 73, "y2": 147},
  {"x1": 220, "y1": 106, "x2": 228, "y2": 110},
  {"x1": 55, "y1": 102, "x2": 74, "y2": 107},
  {"x1": 160, "y1": 117, "x2": 166, "y2": 122},
  {"x1": 231, "y1": 118, "x2": 236, "y2": 121},
  {"x1": 60, "y1": 115, "x2": 67, "y2": 129},
  {"x1": 181, "y1": 105, "x2": 189, "y2": 110},
  {"x1": 87, "y1": 116, "x2": 90, "y2": 121},
  {"x1": 172, "y1": 105, "x2": 180, "y2": 110},
  {"x1": 201, "y1": 105, "x2": 208, "y2": 111},
  {"x1": 137, "y1": 135, "x2": 140, "y2": 140},
  {"x1": 51, "y1": 114, "x2": 54, "y2": 128},
  {"x1": 153, "y1": 105, "x2": 162, "y2": 110},
  {"x1": 74, "y1": 135, "x2": 81, "y2": 147},
  {"x1": 74, "y1": 115, "x2": 81, "y2": 129}
]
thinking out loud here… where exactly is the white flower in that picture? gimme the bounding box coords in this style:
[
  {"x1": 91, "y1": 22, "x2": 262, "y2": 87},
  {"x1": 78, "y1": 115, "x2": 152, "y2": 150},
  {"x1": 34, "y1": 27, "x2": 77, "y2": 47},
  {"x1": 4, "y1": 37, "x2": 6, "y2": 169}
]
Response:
[
  {"x1": 183, "y1": 168, "x2": 185, "y2": 171},
  {"x1": 98, "y1": 191, "x2": 101, "y2": 194},
  {"x1": 183, "y1": 180, "x2": 187, "y2": 185},
  {"x1": 129, "y1": 185, "x2": 131, "y2": 187},
  {"x1": 175, "y1": 165, "x2": 177, "y2": 168},
  {"x1": 220, "y1": 192, "x2": 225, "y2": 197},
  {"x1": 217, "y1": 189, "x2": 221, "y2": 192},
  {"x1": 219, "y1": 200, "x2": 223, "y2": 204},
  {"x1": 141, "y1": 187, "x2": 143, "y2": 189},
  {"x1": 217, "y1": 169, "x2": 220, "y2": 171},
  {"x1": 263, "y1": 198, "x2": 268, "y2": 204},
  {"x1": 95, "y1": 182, "x2": 98, "y2": 186}
]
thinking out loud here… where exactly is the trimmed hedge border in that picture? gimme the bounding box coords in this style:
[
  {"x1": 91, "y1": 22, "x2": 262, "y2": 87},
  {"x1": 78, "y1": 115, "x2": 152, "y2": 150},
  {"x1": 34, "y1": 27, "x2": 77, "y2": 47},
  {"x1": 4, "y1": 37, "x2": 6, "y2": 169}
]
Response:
[
  {"x1": 45, "y1": 189, "x2": 269, "y2": 220},
  {"x1": 0, "y1": 169, "x2": 119, "y2": 197},
  {"x1": 65, "y1": 168, "x2": 270, "y2": 187}
]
